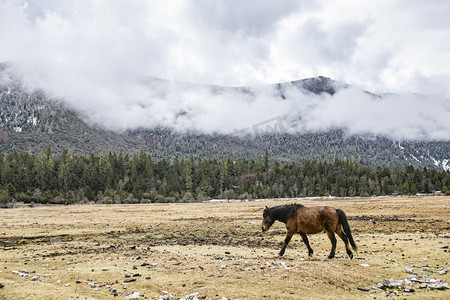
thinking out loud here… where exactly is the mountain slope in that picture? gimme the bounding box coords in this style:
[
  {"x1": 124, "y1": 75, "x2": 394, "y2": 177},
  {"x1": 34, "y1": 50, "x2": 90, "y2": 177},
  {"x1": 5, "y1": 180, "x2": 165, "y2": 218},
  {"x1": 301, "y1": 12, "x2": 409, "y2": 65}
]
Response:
[
  {"x1": 0, "y1": 76, "x2": 146, "y2": 155},
  {"x1": 0, "y1": 70, "x2": 448, "y2": 170}
]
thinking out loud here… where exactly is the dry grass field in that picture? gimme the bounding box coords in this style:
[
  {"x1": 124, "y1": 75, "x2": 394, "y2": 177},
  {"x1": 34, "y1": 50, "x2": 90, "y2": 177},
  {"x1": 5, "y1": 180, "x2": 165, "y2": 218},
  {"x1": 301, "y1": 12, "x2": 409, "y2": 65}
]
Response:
[{"x1": 0, "y1": 196, "x2": 449, "y2": 299}]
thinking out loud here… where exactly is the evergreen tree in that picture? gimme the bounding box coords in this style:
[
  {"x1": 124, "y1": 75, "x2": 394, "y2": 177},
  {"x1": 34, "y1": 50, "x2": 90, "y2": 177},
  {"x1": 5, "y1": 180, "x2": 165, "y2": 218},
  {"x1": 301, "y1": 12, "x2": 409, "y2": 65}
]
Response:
[
  {"x1": 263, "y1": 148, "x2": 270, "y2": 172},
  {"x1": 0, "y1": 149, "x2": 448, "y2": 204}
]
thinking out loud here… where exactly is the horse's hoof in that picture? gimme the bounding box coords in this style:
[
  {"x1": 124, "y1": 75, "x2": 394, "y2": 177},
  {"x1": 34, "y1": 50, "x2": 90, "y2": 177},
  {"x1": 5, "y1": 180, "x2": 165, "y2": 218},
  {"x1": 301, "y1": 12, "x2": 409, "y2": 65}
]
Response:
[{"x1": 327, "y1": 255, "x2": 335, "y2": 259}]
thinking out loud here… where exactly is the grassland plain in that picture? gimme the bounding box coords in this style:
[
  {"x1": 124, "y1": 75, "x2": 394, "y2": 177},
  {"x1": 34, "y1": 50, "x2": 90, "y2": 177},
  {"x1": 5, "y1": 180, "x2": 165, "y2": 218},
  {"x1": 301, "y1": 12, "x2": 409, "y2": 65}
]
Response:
[{"x1": 0, "y1": 196, "x2": 449, "y2": 299}]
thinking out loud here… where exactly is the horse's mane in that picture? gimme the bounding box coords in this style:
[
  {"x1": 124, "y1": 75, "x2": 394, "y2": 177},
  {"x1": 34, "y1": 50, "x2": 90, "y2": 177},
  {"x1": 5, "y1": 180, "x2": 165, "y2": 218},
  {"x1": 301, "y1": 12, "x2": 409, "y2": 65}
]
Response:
[{"x1": 269, "y1": 204, "x2": 304, "y2": 223}]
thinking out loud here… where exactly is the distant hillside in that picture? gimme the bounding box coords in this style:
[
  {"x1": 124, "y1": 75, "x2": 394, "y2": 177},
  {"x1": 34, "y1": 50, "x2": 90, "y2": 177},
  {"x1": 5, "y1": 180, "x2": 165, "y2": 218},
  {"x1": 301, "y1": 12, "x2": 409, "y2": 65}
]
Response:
[
  {"x1": 126, "y1": 128, "x2": 449, "y2": 170},
  {"x1": 0, "y1": 67, "x2": 448, "y2": 170}
]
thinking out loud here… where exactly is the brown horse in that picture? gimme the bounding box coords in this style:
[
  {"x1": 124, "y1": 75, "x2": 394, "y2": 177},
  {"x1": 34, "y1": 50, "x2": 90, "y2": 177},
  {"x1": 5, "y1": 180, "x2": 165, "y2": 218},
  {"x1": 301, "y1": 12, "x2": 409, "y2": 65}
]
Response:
[{"x1": 261, "y1": 204, "x2": 357, "y2": 259}]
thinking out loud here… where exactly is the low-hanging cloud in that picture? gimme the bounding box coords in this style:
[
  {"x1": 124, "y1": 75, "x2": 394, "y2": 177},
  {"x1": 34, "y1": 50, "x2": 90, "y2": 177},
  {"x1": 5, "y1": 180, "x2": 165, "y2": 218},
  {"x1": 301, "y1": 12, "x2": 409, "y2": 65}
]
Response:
[
  {"x1": 0, "y1": 0, "x2": 449, "y2": 141},
  {"x1": 298, "y1": 88, "x2": 450, "y2": 141},
  {"x1": 15, "y1": 73, "x2": 446, "y2": 141}
]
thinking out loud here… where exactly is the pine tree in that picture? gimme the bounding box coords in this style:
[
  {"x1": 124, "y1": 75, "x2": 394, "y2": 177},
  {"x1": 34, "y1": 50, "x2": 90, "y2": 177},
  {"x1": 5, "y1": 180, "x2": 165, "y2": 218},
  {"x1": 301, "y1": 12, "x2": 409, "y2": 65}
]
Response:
[
  {"x1": 184, "y1": 158, "x2": 193, "y2": 192},
  {"x1": 263, "y1": 148, "x2": 270, "y2": 172},
  {"x1": 58, "y1": 150, "x2": 75, "y2": 192},
  {"x1": 98, "y1": 152, "x2": 114, "y2": 190}
]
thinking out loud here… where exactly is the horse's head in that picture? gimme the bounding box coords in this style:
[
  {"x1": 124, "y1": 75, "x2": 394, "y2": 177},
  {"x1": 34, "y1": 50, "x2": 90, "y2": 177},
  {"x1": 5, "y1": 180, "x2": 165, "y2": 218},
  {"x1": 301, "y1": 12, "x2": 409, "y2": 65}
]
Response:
[{"x1": 261, "y1": 206, "x2": 275, "y2": 232}]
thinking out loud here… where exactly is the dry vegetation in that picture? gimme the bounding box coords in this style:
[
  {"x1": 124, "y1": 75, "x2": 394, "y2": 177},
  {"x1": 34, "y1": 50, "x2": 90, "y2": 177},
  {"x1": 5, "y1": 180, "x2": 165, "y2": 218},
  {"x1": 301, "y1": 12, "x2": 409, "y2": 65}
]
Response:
[{"x1": 0, "y1": 196, "x2": 449, "y2": 299}]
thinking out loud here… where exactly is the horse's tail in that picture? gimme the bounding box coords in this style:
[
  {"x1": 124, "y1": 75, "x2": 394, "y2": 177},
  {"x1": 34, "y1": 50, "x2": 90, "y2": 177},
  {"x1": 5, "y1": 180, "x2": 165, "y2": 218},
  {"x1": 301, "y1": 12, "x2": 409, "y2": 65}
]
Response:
[{"x1": 336, "y1": 209, "x2": 357, "y2": 251}]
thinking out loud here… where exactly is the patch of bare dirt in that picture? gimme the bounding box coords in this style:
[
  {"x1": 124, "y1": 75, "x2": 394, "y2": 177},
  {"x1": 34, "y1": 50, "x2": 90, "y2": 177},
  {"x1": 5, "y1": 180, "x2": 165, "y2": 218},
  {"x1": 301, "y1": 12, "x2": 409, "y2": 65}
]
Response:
[{"x1": 0, "y1": 196, "x2": 449, "y2": 299}]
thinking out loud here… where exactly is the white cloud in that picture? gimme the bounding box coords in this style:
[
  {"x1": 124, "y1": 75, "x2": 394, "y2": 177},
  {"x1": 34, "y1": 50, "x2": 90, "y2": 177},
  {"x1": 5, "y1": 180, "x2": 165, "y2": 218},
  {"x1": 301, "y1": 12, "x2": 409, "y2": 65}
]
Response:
[
  {"x1": 301, "y1": 88, "x2": 450, "y2": 140},
  {"x1": 0, "y1": 0, "x2": 449, "y2": 140}
]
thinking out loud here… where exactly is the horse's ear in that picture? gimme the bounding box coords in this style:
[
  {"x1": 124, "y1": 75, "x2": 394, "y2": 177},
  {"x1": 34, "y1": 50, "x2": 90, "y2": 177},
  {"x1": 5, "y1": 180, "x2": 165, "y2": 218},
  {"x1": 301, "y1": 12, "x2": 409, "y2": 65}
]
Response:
[{"x1": 265, "y1": 206, "x2": 269, "y2": 211}]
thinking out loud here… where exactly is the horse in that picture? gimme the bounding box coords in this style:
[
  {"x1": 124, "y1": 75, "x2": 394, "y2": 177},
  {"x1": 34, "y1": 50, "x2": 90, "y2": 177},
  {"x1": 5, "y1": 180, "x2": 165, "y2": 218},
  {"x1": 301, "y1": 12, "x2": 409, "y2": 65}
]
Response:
[{"x1": 261, "y1": 204, "x2": 357, "y2": 259}]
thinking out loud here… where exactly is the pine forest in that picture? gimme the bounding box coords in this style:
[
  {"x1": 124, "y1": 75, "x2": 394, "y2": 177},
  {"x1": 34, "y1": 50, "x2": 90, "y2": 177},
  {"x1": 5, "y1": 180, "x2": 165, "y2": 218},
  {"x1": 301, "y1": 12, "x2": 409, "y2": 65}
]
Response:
[{"x1": 0, "y1": 148, "x2": 448, "y2": 207}]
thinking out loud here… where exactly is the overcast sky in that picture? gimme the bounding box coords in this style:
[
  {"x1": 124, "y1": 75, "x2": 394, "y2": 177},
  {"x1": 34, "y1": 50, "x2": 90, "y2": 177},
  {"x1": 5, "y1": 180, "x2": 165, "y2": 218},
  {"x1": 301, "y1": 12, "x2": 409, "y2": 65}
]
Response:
[{"x1": 1, "y1": 0, "x2": 449, "y2": 139}]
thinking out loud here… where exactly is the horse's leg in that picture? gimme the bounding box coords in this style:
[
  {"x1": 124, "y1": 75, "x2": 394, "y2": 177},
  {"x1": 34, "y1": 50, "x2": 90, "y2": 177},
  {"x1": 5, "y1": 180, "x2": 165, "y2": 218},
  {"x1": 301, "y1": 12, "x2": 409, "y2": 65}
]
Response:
[
  {"x1": 326, "y1": 231, "x2": 337, "y2": 259},
  {"x1": 336, "y1": 225, "x2": 353, "y2": 259},
  {"x1": 299, "y1": 233, "x2": 314, "y2": 257},
  {"x1": 279, "y1": 231, "x2": 294, "y2": 256}
]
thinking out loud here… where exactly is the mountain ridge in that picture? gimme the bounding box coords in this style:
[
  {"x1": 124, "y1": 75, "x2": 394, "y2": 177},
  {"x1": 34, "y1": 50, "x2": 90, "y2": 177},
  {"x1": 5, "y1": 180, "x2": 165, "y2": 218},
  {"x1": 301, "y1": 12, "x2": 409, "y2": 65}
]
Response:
[{"x1": 0, "y1": 68, "x2": 448, "y2": 170}]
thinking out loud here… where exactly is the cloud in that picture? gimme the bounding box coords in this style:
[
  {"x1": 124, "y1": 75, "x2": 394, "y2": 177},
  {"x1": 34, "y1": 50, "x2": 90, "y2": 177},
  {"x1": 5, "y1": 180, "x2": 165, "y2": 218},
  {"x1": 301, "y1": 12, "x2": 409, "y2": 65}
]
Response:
[
  {"x1": 49, "y1": 78, "x2": 449, "y2": 142},
  {"x1": 0, "y1": 0, "x2": 449, "y2": 141},
  {"x1": 186, "y1": 0, "x2": 307, "y2": 37},
  {"x1": 300, "y1": 88, "x2": 450, "y2": 140}
]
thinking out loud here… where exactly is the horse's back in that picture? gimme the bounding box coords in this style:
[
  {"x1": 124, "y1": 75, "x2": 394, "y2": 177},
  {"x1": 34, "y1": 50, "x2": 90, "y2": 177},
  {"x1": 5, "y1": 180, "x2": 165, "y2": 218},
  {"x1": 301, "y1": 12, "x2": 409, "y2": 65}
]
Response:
[
  {"x1": 301, "y1": 205, "x2": 337, "y2": 218},
  {"x1": 293, "y1": 206, "x2": 339, "y2": 234}
]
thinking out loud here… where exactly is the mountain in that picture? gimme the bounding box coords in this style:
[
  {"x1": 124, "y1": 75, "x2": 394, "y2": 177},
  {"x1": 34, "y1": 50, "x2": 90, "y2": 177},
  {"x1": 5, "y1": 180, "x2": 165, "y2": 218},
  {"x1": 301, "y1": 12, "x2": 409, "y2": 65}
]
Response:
[{"x1": 0, "y1": 66, "x2": 448, "y2": 170}]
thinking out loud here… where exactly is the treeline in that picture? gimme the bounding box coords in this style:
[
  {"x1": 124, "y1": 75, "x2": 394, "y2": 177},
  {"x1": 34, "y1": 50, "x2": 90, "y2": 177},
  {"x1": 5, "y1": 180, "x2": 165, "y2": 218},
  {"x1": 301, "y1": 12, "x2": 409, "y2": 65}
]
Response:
[{"x1": 0, "y1": 148, "x2": 449, "y2": 206}]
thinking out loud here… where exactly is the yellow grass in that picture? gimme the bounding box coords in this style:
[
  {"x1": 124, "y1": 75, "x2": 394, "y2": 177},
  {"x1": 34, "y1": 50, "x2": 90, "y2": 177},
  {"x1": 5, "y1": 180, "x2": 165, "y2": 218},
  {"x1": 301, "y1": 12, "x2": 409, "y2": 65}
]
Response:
[{"x1": 0, "y1": 196, "x2": 449, "y2": 299}]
